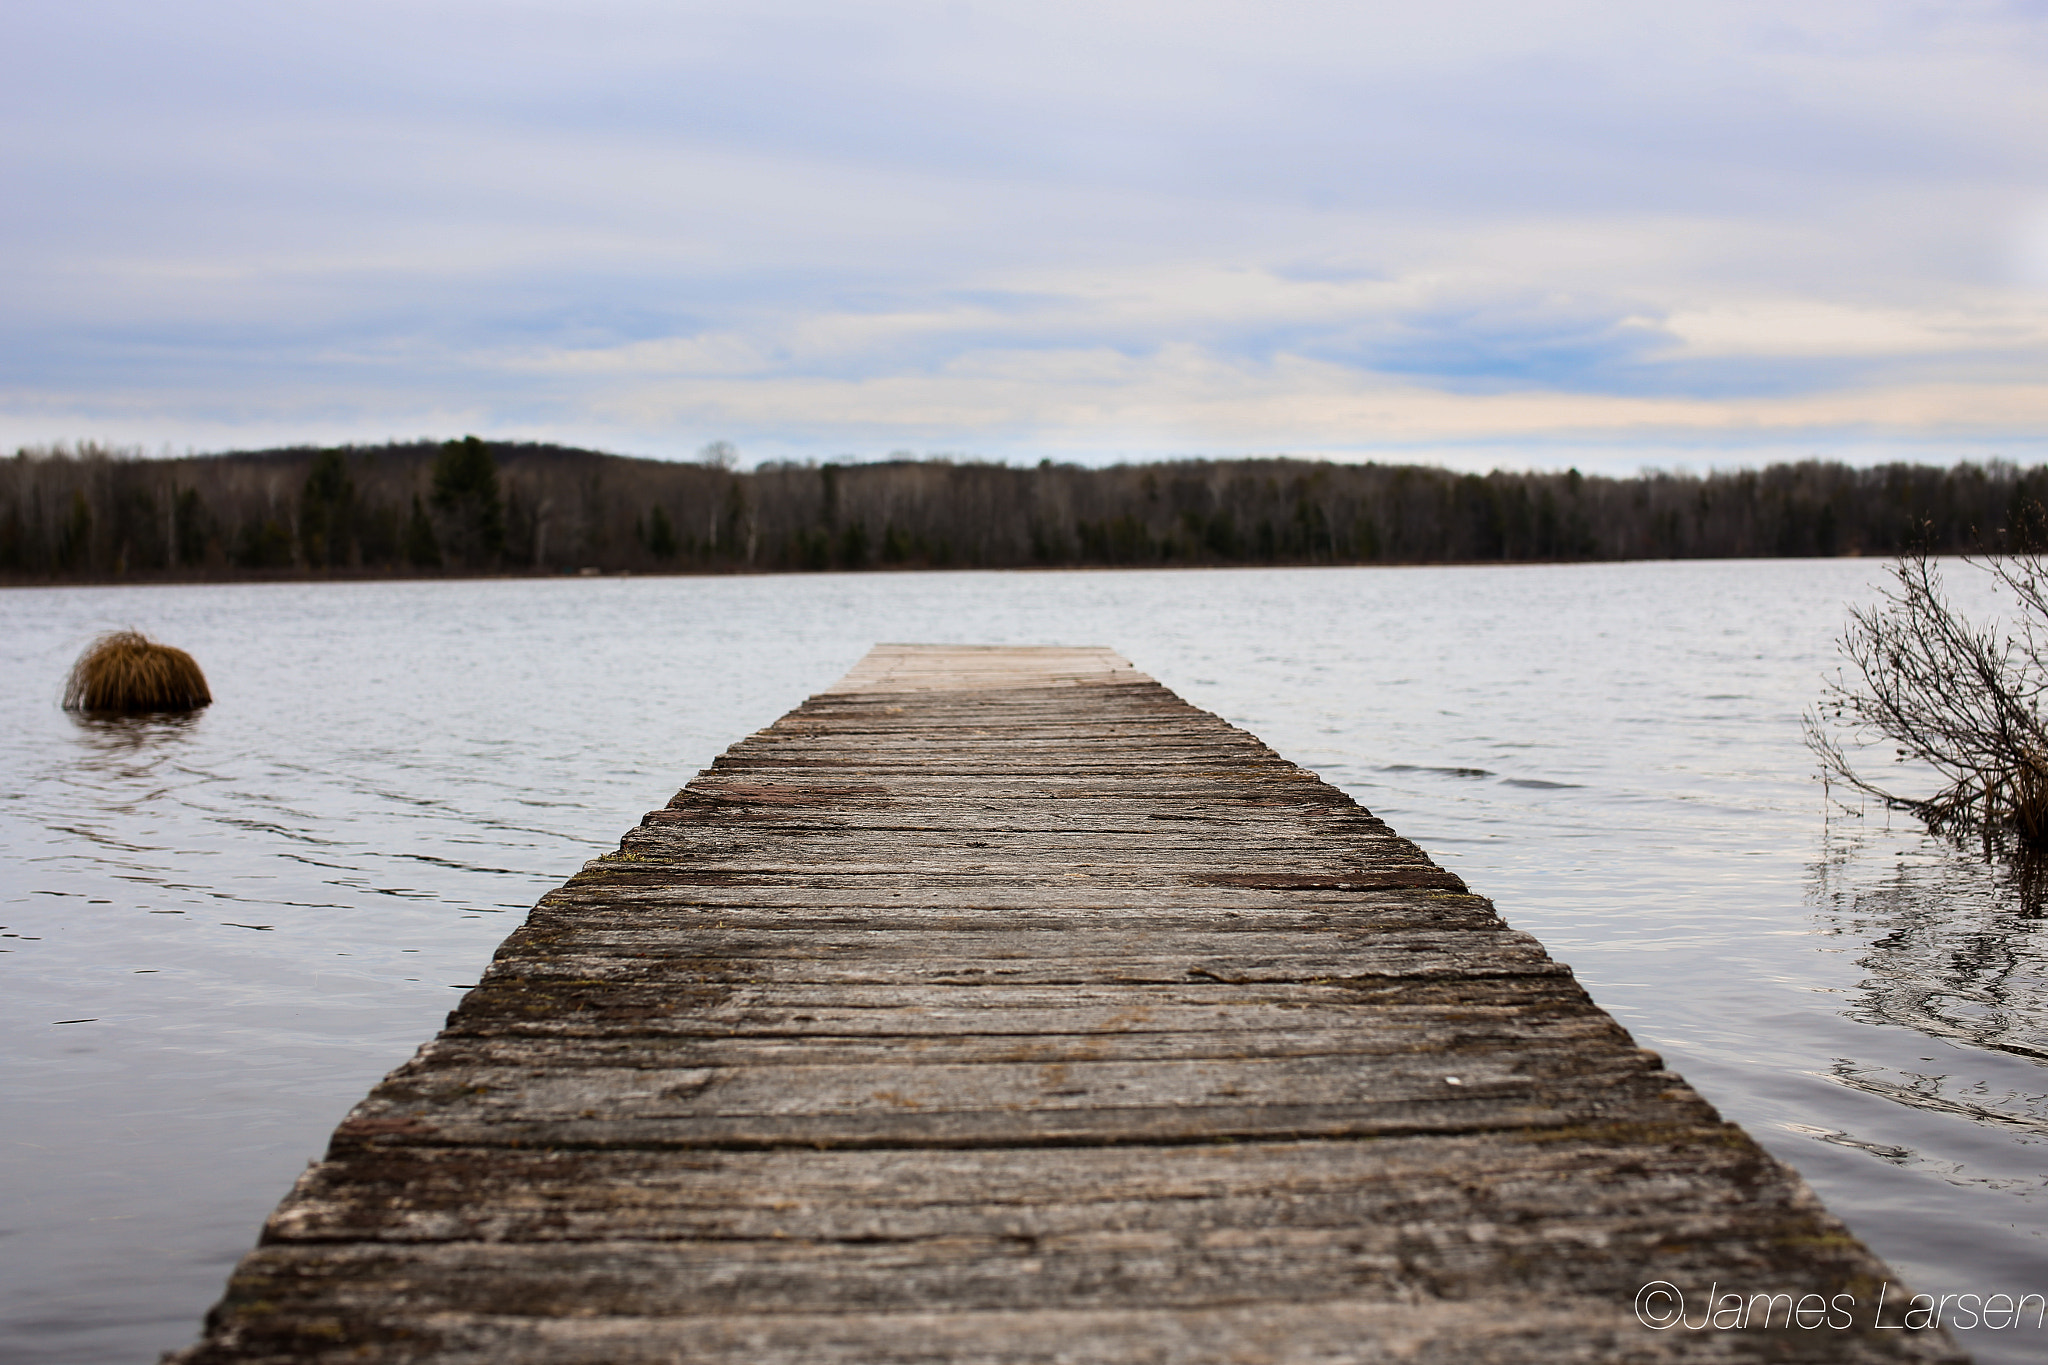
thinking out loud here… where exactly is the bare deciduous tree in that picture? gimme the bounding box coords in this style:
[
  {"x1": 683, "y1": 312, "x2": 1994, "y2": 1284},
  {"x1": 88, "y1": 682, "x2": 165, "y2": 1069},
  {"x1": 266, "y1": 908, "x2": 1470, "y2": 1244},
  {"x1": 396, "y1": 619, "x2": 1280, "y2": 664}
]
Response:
[{"x1": 1806, "y1": 553, "x2": 2048, "y2": 842}]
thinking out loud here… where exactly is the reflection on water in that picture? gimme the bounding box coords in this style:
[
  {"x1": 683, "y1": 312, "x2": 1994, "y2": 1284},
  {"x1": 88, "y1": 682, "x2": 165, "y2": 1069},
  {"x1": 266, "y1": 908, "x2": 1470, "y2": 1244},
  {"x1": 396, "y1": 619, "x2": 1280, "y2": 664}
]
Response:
[
  {"x1": 1805, "y1": 827, "x2": 2048, "y2": 1194},
  {"x1": 1811, "y1": 829, "x2": 2048, "y2": 1063},
  {"x1": 69, "y1": 711, "x2": 205, "y2": 751},
  {"x1": 65, "y1": 713, "x2": 207, "y2": 813}
]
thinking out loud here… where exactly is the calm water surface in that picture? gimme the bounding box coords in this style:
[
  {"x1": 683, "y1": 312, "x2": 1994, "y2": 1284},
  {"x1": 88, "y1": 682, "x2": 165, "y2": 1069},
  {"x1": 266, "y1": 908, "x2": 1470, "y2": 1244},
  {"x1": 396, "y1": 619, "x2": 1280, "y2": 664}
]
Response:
[{"x1": 3, "y1": 563, "x2": 2043, "y2": 1363}]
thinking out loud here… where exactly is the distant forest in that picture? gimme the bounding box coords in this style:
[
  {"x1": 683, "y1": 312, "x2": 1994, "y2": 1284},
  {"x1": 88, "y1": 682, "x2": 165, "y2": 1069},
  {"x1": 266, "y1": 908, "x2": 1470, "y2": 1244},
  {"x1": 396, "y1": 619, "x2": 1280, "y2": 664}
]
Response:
[{"x1": 6, "y1": 438, "x2": 2047, "y2": 583}]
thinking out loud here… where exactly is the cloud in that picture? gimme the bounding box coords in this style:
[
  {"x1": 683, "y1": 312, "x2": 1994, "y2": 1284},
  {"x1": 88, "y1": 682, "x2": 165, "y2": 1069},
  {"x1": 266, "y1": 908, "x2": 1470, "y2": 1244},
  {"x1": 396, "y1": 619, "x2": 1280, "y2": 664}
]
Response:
[{"x1": 3, "y1": 0, "x2": 2048, "y2": 466}]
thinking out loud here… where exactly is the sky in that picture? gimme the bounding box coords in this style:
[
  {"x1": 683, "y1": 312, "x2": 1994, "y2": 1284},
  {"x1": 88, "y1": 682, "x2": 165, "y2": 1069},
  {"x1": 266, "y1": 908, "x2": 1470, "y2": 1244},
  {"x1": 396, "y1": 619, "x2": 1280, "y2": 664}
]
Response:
[{"x1": 4, "y1": 1, "x2": 2048, "y2": 473}]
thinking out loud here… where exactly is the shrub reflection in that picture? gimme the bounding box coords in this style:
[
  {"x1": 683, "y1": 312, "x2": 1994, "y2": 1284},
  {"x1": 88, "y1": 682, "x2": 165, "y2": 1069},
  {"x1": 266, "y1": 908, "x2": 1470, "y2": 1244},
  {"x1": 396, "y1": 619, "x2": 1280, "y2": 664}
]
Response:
[{"x1": 1808, "y1": 831, "x2": 2048, "y2": 1139}]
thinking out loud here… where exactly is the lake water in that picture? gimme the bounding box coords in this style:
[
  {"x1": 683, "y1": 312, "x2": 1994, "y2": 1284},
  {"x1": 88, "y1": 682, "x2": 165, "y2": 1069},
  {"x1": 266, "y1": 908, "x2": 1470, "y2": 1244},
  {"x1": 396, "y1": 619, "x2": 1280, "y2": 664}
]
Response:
[{"x1": 3, "y1": 562, "x2": 2044, "y2": 1364}]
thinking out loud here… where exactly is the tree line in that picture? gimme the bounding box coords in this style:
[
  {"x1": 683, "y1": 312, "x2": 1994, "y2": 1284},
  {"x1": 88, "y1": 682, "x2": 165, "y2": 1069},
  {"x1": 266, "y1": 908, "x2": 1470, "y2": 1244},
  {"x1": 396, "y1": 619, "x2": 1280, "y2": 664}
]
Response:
[{"x1": 5, "y1": 438, "x2": 2046, "y2": 583}]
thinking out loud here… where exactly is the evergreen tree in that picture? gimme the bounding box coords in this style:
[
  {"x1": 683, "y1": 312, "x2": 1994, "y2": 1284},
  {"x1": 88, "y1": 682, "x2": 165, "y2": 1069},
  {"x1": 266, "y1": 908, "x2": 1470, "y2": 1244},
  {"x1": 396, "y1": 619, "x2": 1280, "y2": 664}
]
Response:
[
  {"x1": 404, "y1": 495, "x2": 441, "y2": 568},
  {"x1": 299, "y1": 450, "x2": 355, "y2": 568},
  {"x1": 645, "y1": 505, "x2": 679, "y2": 559},
  {"x1": 429, "y1": 436, "x2": 504, "y2": 567}
]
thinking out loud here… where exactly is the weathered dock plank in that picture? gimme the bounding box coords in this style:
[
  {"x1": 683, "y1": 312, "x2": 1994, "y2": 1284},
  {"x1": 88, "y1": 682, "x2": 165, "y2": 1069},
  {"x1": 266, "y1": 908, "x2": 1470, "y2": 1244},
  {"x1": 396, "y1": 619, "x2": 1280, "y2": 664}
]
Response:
[{"x1": 169, "y1": 645, "x2": 1960, "y2": 1364}]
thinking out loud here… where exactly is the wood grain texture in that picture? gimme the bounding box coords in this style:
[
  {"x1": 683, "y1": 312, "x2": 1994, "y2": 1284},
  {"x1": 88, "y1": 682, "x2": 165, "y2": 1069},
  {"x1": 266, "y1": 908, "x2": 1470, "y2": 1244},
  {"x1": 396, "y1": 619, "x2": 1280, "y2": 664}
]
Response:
[{"x1": 168, "y1": 645, "x2": 1961, "y2": 1364}]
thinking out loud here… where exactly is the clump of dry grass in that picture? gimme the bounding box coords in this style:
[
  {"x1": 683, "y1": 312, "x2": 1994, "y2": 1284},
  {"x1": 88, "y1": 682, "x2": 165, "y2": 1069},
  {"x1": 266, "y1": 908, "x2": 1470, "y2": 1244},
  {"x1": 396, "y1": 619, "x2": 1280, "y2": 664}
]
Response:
[{"x1": 62, "y1": 631, "x2": 212, "y2": 713}]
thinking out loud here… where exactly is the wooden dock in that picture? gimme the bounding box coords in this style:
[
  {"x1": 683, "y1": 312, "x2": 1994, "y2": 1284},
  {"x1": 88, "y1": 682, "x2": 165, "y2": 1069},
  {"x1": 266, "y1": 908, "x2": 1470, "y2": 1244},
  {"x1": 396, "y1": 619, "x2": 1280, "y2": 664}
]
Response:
[{"x1": 171, "y1": 646, "x2": 1957, "y2": 1363}]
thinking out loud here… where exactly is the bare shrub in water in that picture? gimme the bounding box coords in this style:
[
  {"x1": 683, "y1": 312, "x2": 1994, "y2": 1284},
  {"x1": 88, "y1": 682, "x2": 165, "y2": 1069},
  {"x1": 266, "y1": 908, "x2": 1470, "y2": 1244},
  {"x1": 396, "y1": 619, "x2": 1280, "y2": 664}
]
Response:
[
  {"x1": 62, "y1": 631, "x2": 212, "y2": 713},
  {"x1": 1806, "y1": 552, "x2": 2048, "y2": 844}
]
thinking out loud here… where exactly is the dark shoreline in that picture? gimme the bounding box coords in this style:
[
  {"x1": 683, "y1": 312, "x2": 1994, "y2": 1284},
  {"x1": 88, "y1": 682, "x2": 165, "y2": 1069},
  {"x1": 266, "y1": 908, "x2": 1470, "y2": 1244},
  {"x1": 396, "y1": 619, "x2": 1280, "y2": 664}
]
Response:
[
  {"x1": 5, "y1": 440, "x2": 2036, "y2": 585},
  {"x1": 1, "y1": 551, "x2": 1890, "y2": 590}
]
